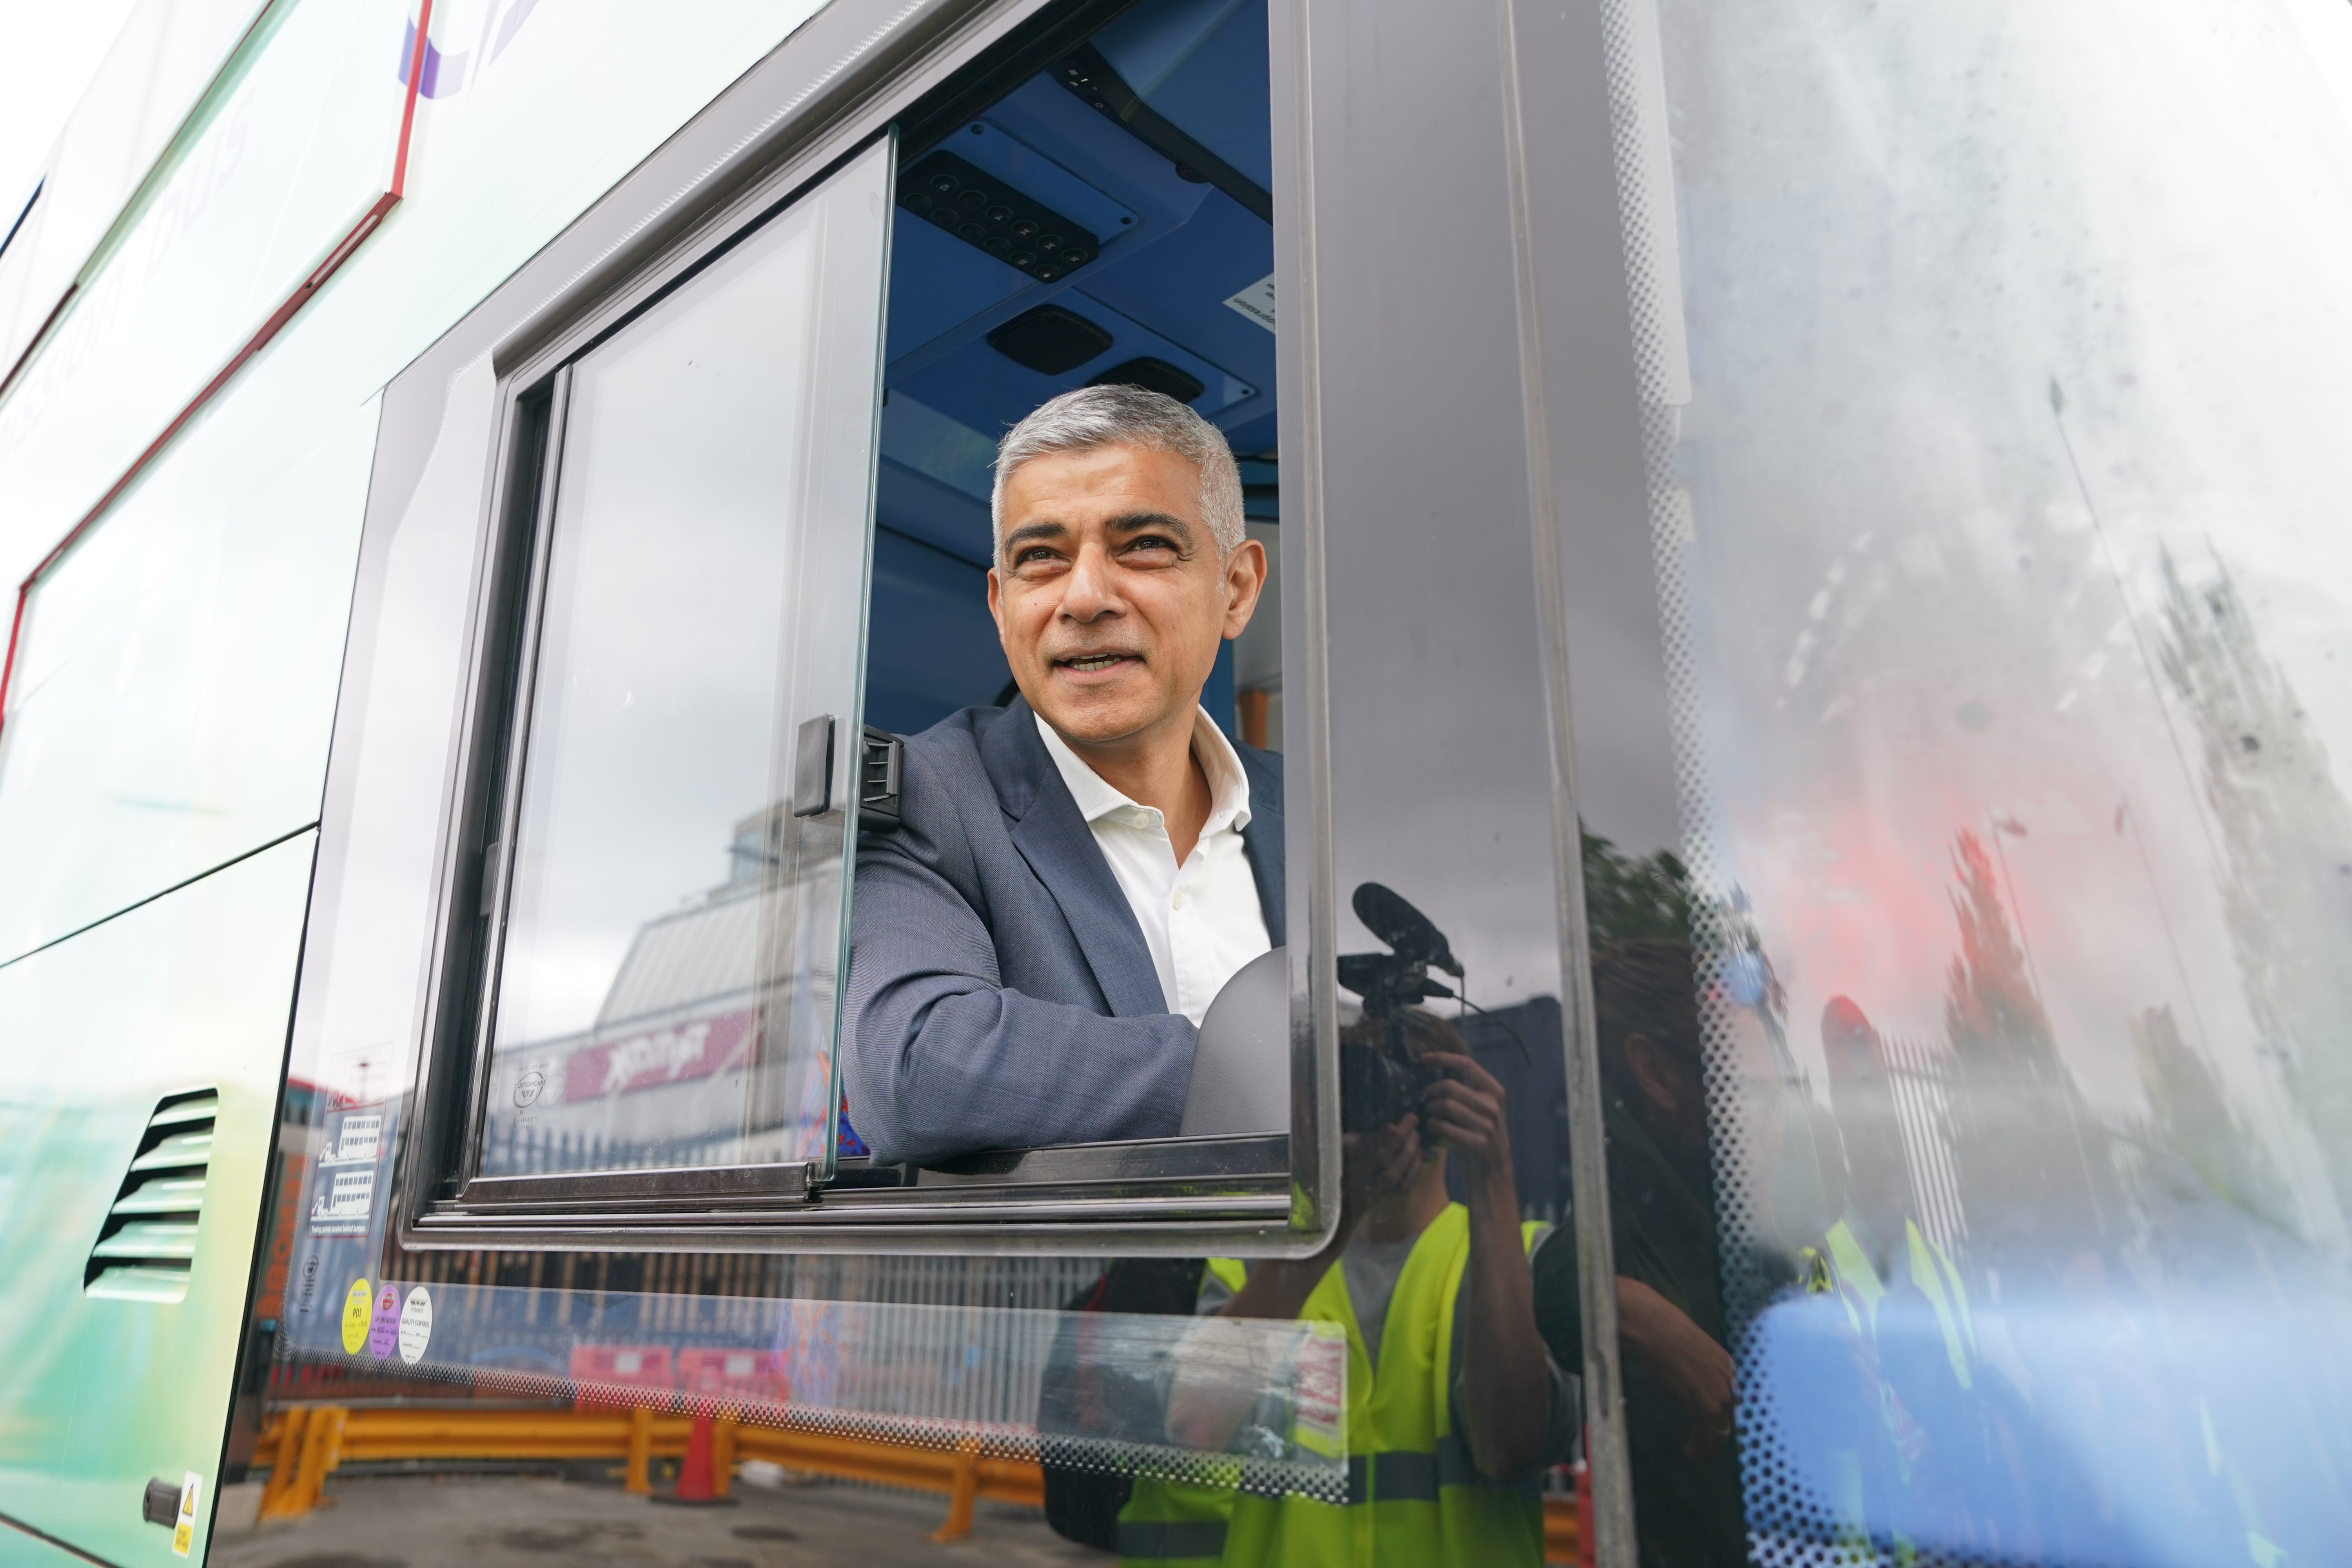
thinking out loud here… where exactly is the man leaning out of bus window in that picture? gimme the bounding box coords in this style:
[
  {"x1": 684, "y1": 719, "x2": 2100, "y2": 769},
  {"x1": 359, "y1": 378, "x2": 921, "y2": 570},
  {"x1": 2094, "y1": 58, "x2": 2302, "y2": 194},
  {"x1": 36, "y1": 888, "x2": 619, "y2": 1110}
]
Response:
[
  {"x1": 843, "y1": 383, "x2": 1279, "y2": 1166},
  {"x1": 1144, "y1": 1009, "x2": 1572, "y2": 1566}
]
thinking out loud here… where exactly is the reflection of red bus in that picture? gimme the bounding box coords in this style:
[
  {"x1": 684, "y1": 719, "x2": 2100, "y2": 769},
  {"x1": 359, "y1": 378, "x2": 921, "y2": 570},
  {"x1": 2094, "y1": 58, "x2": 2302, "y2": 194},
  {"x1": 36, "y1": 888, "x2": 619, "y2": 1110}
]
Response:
[
  {"x1": 675, "y1": 1348, "x2": 789, "y2": 1406},
  {"x1": 567, "y1": 1346, "x2": 675, "y2": 1400}
]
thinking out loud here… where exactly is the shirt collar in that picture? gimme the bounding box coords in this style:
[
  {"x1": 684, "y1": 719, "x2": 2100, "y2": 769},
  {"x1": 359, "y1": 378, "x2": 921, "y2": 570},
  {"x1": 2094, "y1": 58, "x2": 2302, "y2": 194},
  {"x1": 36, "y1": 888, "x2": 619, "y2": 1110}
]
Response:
[{"x1": 1035, "y1": 708, "x2": 1254, "y2": 836}]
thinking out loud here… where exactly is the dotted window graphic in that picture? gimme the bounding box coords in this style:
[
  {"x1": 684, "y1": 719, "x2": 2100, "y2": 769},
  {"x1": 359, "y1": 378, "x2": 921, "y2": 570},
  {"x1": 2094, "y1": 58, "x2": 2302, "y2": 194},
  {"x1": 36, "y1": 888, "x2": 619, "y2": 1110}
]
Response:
[{"x1": 1593, "y1": 0, "x2": 1853, "y2": 1559}]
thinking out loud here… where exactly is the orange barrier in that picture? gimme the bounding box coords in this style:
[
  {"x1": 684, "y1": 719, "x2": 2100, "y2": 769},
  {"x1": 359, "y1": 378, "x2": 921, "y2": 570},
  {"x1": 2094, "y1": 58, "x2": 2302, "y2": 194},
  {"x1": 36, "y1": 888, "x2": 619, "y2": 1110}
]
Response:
[
  {"x1": 252, "y1": 1405, "x2": 1579, "y2": 1558},
  {"x1": 250, "y1": 1406, "x2": 1038, "y2": 1539},
  {"x1": 1545, "y1": 1495, "x2": 1581, "y2": 1565}
]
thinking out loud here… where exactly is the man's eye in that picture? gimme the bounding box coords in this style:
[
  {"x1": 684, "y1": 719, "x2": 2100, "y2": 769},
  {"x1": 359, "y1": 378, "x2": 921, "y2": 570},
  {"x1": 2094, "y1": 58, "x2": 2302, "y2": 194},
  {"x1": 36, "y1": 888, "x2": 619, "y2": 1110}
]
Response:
[
  {"x1": 1016, "y1": 548, "x2": 1063, "y2": 568},
  {"x1": 1123, "y1": 535, "x2": 1176, "y2": 556}
]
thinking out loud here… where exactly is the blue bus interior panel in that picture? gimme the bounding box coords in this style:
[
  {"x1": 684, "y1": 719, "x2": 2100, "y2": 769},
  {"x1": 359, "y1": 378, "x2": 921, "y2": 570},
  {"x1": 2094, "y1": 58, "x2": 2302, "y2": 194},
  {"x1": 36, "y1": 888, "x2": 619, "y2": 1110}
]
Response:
[{"x1": 865, "y1": 0, "x2": 1275, "y2": 739}]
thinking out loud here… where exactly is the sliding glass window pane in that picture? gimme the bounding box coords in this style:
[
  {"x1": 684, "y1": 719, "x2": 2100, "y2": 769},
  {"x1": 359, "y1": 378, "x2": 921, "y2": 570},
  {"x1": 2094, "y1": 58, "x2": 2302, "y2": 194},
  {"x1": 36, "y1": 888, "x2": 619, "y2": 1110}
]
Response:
[{"x1": 481, "y1": 142, "x2": 889, "y2": 1180}]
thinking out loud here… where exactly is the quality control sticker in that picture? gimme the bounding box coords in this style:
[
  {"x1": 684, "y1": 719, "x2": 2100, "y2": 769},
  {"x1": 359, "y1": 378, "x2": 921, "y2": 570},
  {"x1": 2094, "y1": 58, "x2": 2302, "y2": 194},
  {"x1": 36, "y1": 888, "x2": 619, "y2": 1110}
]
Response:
[
  {"x1": 340, "y1": 1278, "x2": 372, "y2": 1355},
  {"x1": 399, "y1": 1286, "x2": 433, "y2": 1365},
  {"x1": 171, "y1": 1471, "x2": 200, "y2": 1557},
  {"x1": 368, "y1": 1284, "x2": 401, "y2": 1359}
]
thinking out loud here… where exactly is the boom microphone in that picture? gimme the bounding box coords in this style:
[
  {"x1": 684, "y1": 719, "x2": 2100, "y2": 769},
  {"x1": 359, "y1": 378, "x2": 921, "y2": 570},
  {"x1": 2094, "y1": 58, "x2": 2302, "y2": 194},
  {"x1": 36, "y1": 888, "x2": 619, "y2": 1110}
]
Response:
[{"x1": 1351, "y1": 882, "x2": 1462, "y2": 978}]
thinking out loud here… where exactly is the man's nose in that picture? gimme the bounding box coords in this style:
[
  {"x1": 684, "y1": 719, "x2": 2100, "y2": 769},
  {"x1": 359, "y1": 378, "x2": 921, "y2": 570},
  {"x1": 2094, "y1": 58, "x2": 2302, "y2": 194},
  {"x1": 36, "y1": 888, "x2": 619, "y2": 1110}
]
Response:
[{"x1": 1058, "y1": 542, "x2": 1122, "y2": 620}]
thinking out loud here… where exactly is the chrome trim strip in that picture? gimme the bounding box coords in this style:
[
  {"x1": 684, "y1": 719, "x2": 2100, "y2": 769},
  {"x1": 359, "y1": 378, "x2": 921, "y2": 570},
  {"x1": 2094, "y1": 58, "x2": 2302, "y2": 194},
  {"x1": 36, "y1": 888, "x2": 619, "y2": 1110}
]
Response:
[
  {"x1": 911, "y1": 1132, "x2": 1287, "y2": 1186},
  {"x1": 457, "y1": 1160, "x2": 813, "y2": 1210}
]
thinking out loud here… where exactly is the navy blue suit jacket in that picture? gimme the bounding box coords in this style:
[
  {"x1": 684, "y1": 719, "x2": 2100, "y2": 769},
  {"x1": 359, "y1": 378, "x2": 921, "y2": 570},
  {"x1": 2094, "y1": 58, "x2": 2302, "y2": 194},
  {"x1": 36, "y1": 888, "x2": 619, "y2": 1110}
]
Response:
[{"x1": 843, "y1": 698, "x2": 1285, "y2": 1166}]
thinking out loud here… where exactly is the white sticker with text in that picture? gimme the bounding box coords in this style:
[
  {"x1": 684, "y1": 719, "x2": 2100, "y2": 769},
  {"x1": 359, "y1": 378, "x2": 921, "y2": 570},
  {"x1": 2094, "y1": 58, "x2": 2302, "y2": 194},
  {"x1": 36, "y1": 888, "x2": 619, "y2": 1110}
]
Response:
[{"x1": 1223, "y1": 273, "x2": 1275, "y2": 332}]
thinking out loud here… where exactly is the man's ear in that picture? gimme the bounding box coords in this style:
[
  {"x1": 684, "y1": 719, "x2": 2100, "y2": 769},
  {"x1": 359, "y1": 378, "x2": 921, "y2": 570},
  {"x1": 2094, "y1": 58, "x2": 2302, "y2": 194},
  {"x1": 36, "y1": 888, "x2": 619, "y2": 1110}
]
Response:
[
  {"x1": 985, "y1": 565, "x2": 1006, "y2": 637},
  {"x1": 1623, "y1": 1033, "x2": 1681, "y2": 1118},
  {"x1": 1221, "y1": 537, "x2": 1269, "y2": 640}
]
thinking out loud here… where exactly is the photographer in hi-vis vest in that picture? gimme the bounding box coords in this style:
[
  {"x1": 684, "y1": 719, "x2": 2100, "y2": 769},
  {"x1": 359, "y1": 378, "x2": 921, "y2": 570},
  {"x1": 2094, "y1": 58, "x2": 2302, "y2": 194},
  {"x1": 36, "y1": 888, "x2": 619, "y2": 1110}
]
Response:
[{"x1": 1126, "y1": 1006, "x2": 1574, "y2": 1568}]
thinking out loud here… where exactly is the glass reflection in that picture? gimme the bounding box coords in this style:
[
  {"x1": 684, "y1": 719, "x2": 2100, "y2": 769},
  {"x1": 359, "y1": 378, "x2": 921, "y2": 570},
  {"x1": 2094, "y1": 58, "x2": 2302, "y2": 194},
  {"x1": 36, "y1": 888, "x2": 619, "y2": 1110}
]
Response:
[
  {"x1": 481, "y1": 150, "x2": 887, "y2": 1178},
  {"x1": 1584, "y1": 0, "x2": 2352, "y2": 1557},
  {"x1": 273, "y1": 1263, "x2": 1349, "y2": 1504},
  {"x1": 0, "y1": 401, "x2": 376, "y2": 964}
]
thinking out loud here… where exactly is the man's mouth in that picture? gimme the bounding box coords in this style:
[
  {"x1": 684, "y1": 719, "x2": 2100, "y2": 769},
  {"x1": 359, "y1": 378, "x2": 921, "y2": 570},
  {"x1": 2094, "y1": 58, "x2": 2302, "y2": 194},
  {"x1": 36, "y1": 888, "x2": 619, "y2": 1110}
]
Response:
[{"x1": 1056, "y1": 652, "x2": 1139, "y2": 674}]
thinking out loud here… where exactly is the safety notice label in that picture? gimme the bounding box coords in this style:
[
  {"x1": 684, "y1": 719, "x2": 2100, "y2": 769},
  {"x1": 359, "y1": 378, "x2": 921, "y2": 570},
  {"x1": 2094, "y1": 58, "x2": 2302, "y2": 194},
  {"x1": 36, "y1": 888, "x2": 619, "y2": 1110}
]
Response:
[
  {"x1": 1223, "y1": 273, "x2": 1275, "y2": 332},
  {"x1": 171, "y1": 1472, "x2": 200, "y2": 1557}
]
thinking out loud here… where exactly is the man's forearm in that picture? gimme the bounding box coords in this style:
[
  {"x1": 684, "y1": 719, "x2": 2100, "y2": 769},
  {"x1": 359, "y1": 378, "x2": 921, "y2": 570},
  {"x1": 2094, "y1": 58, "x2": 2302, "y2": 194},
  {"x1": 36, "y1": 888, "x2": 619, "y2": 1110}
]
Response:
[
  {"x1": 1217, "y1": 1235, "x2": 1344, "y2": 1324},
  {"x1": 847, "y1": 978, "x2": 1196, "y2": 1163},
  {"x1": 1457, "y1": 1171, "x2": 1551, "y2": 1477}
]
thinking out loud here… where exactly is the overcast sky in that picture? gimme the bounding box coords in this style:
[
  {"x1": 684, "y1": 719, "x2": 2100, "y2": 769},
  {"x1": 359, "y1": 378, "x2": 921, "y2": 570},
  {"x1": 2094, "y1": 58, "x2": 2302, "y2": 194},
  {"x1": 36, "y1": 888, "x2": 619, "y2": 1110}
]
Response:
[{"x1": 0, "y1": 0, "x2": 142, "y2": 234}]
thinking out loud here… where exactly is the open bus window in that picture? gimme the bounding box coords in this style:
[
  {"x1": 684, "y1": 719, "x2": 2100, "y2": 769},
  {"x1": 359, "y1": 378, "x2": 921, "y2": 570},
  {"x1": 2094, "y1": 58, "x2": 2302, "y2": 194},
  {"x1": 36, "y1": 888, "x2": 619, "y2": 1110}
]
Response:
[
  {"x1": 353, "y1": 0, "x2": 1328, "y2": 1240},
  {"x1": 835, "y1": 0, "x2": 1290, "y2": 1181}
]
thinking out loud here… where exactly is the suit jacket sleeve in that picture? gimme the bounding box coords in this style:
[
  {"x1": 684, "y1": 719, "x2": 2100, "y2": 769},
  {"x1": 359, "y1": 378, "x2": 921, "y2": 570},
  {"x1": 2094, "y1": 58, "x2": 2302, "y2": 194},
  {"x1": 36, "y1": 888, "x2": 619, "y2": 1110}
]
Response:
[{"x1": 842, "y1": 739, "x2": 1198, "y2": 1166}]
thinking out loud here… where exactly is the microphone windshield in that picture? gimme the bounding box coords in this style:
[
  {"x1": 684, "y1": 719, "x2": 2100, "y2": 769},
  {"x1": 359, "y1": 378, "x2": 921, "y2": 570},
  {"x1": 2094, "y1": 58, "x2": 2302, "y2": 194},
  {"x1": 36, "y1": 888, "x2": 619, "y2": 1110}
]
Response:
[{"x1": 1351, "y1": 882, "x2": 1462, "y2": 976}]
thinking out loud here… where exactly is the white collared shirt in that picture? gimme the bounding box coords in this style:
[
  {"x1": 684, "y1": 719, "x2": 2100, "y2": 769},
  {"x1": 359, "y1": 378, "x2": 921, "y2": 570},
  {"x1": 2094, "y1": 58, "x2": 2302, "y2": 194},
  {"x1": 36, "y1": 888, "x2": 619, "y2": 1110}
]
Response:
[{"x1": 1036, "y1": 709, "x2": 1273, "y2": 1025}]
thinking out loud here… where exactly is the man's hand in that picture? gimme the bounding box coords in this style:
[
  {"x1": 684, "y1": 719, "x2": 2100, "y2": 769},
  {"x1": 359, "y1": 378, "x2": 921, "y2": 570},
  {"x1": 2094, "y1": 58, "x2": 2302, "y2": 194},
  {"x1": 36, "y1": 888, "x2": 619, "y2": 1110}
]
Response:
[
  {"x1": 1422, "y1": 1049, "x2": 1554, "y2": 1478},
  {"x1": 1342, "y1": 1113, "x2": 1425, "y2": 1219},
  {"x1": 1418, "y1": 1051, "x2": 1513, "y2": 1196},
  {"x1": 1615, "y1": 1276, "x2": 1737, "y2": 1457}
]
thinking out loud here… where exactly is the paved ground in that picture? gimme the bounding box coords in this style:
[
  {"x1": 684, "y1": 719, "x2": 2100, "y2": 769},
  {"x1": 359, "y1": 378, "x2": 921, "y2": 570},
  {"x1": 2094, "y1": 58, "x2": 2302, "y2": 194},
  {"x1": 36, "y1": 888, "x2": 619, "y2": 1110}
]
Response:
[{"x1": 209, "y1": 1469, "x2": 1112, "y2": 1568}]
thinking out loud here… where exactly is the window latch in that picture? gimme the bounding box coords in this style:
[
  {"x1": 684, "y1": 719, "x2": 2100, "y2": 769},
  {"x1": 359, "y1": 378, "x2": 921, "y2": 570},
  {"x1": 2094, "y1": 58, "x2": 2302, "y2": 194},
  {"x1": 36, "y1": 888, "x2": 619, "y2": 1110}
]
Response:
[
  {"x1": 793, "y1": 717, "x2": 901, "y2": 824},
  {"x1": 792, "y1": 715, "x2": 837, "y2": 817},
  {"x1": 478, "y1": 839, "x2": 500, "y2": 918},
  {"x1": 860, "y1": 726, "x2": 903, "y2": 830}
]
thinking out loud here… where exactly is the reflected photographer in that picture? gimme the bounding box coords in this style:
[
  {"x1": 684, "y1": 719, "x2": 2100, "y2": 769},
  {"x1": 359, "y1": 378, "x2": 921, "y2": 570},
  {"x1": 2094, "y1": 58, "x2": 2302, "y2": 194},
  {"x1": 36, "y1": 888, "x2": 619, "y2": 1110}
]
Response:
[
  {"x1": 1532, "y1": 939, "x2": 1746, "y2": 1567},
  {"x1": 1135, "y1": 897, "x2": 1570, "y2": 1565}
]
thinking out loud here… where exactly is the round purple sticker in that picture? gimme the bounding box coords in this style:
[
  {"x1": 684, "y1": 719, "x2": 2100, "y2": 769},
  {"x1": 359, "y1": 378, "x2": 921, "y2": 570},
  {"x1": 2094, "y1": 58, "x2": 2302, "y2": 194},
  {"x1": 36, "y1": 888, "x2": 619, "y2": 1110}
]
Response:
[{"x1": 368, "y1": 1284, "x2": 400, "y2": 1359}]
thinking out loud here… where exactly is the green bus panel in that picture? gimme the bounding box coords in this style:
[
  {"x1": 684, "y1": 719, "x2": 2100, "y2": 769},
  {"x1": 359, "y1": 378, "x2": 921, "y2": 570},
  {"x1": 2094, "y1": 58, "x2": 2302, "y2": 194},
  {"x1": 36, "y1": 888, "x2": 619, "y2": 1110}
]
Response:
[{"x1": 0, "y1": 835, "x2": 316, "y2": 1567}]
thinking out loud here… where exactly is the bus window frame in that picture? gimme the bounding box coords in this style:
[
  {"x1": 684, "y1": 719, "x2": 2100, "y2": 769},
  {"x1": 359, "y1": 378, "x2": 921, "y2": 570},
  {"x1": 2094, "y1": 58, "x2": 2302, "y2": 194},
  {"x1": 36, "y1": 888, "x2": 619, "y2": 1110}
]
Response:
[{"x1": 341, "y1": 0, "x2": 1347, "y2": 1258}]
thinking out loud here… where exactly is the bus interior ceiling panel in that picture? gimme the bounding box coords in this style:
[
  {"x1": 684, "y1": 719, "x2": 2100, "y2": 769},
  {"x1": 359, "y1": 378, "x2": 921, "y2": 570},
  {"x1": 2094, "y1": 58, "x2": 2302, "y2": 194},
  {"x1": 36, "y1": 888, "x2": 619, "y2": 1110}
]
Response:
[{"x1": 867, "y1": 0, "x2": 1276, "y2": 738}]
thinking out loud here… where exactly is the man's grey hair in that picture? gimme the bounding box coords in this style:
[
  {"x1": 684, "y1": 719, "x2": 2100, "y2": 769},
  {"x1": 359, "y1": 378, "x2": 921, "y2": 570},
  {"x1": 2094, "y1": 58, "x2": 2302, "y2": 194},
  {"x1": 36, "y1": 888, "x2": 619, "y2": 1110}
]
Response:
[{"x1": 991, "y1": 383, "x2": 1246, "y2": 559}]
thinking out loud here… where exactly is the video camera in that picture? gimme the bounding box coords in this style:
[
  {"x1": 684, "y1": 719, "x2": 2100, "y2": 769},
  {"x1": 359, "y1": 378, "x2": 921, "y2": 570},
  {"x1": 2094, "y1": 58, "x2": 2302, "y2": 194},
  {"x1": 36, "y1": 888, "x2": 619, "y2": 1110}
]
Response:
[{"x1": 1337, "y1": 882, "x2": 1462, "y2": 1133}]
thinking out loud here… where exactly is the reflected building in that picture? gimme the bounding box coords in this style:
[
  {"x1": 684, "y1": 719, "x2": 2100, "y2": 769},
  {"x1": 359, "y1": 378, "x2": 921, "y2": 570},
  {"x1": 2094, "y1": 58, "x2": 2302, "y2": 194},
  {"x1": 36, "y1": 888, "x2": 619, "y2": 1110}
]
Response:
[
  {"x1": 485, "y1": 802, "x2": 830, "y2": 1174},
  {"x1": 1937, "y1": 829, "x2": 2117, "y2": 1270},
  {"x1": 2129, "y1": 1004, "x2": 2292, "y2": 1231},
  {"x1": 2159, "y1": 550, "x2": 2352, "y2": 1234}
]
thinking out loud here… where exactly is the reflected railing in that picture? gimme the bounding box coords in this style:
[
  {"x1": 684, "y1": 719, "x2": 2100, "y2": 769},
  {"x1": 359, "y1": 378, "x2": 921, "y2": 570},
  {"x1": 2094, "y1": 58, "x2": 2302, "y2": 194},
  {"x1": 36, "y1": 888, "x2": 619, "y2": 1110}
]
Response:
[{"x1": 275, "y1": 1272, "x2": 1347, "y2": 1501}]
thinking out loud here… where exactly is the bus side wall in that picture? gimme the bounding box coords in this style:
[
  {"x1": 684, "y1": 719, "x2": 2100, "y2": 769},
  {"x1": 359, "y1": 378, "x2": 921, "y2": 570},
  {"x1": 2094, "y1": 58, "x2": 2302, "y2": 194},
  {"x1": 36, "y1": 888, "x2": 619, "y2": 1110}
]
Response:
[{"x1": 0, "y1": 2, "x2": 838, "y2": 1557}]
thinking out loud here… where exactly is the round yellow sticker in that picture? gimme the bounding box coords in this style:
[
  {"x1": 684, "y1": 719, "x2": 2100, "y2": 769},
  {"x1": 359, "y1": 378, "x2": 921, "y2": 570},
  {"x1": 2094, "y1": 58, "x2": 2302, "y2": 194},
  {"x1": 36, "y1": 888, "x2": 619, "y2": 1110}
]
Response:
[{"x1": 341, "y1": 1278, "x2": 372, "y2": 1355}]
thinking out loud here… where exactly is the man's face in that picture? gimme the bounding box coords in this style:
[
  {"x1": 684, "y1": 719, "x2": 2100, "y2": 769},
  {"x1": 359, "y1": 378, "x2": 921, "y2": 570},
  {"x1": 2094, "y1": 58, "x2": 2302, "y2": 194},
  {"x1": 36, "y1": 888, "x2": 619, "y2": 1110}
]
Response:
[{"x1": 988, "y1": 442, "x2": 1265, "y2": 749}]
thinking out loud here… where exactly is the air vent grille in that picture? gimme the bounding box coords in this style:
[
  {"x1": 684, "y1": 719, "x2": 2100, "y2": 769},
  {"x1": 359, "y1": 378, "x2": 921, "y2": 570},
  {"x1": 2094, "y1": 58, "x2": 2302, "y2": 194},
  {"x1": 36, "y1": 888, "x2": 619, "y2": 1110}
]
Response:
[
  {"x1": 895, "y1": 151, "x2": 1099, "y2": 283},
  {"x1": 86, "y1": 1089, "x2": 218, "y2": 1303}
]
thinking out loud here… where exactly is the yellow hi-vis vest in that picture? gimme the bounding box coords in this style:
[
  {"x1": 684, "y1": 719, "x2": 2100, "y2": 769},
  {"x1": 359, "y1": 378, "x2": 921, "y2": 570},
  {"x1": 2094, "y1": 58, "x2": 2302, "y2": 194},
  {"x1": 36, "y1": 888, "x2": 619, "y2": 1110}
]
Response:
[
  {"x1": 1802, "y1": 1216, "x2": 1976, "y2": 1393},
  {"x1": 1118, "y1": 1207, "x2": 1547, "y2": 1568},
  {"x1": 1800, "y1": 1213, "x2": 1978, "y2": 1530}
]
